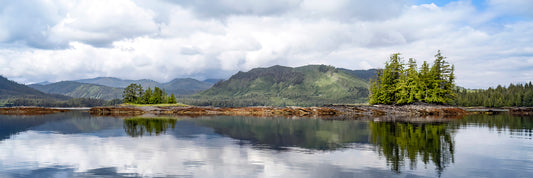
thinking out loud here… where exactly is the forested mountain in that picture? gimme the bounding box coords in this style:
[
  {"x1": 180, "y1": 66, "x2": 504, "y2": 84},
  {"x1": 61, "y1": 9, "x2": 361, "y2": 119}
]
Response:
[
  {"x1": 75, "y1": 77, "x2": 213, "y2": 95},
  {"x1": 184, "y1": 65, "x2": 369, "y2": 107},
  {"x1": 0, "y1": 76, "x2": 68, "y2": 100},
  {"x1": 339, "y1": 69, "x2": 378, "y2": 81},
  {"x1": 160, "y1": 78, "x2": 213, "y2": 95},
  {"x1": 75, "y1": 77, "x2": 160, "y2": 88},
  {"x1": 29, "y1": 81, "x2": 123, "y2": 100},
  {"x1": 203, "y1": 79, "x2": 224, "y2": 84}
]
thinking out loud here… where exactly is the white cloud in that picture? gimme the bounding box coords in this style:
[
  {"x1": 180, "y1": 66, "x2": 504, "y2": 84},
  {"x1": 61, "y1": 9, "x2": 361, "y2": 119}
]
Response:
[
  {"x1": 0, "y1": 129, "x2": 387, "y2": 177},
  {"x1": 0, "y1": 0, "x2": 532, "y2": 88},
  {"x1": 488, "y1": 0, "x2": 533, "y2": 18}
]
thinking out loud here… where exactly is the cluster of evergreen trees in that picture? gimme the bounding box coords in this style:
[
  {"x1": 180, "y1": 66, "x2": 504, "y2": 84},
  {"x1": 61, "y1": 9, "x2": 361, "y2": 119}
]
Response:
[
  {"x1": 123, "y1": 83, "x2": 177, "y2": 104},
  {"x1": 369, "y1": 51, "x2": 455, "y2": 105},
  {"x1": 454, "y1": 82, "x2": 533, "y2": 107}
]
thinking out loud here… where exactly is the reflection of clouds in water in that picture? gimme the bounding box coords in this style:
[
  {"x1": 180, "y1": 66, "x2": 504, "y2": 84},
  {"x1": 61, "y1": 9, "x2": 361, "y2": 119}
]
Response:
[{"x1": 0, "y1": 131, "x2": 391, "y2": 177}]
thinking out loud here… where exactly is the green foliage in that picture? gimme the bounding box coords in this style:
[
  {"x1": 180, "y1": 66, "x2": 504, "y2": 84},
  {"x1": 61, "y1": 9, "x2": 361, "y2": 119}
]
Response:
[
  {"x1": 123, "y1": 84, "x2": 177, "y2": 104},
  {"x1": 369, "y1": 51, "x2": 456, "y2": 105},
  {"x1": 190, "y1": 65, "x2": 369, "y2": 107},
  {"x1": 123, "y1": 83, "x2": 143, "y2": 103},
  {"x1": 454, "y1": 82, "x2": 533, "y2": 107},
  {"x1": 168, "y1": 94, "x2": 177, "y2": 104}
]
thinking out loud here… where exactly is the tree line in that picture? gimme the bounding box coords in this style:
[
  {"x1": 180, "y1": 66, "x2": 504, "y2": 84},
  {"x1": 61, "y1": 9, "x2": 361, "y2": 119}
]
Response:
[
  {"x1": 369, "y1": 51, "x2": 455, "y2": 105},
  {"x1": 453, "y1": 82, "x2": 533, "y2": 107},
  {"x1": 123, "y1": 83, "x2": 177, "y2": 104}
]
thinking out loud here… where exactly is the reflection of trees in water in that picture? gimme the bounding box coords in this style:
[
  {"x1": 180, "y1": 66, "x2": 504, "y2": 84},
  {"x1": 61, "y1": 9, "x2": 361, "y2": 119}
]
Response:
[
  {"x1": 123, "y1": 117, "x2": 177, "y2": 137},
  {"x1": 369, "y1": 121, "x2": 455, "y2": 175},
  {"x1": 192, "y1": 116, "x2": 370, "y2": 150},
  {"x1": 451, "y1": 114, "x2": 533, "y2": 138}
]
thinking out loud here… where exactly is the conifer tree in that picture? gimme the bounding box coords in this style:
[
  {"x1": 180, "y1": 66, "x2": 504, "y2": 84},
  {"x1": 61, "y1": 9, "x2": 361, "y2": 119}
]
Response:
[
  {"x1": 417, "y1": 61, "x2": 431, "y2": 102},
  {"x1": 142, "y1": 87, "x2": 153, "y2": 104},
  {"x1": 151, "y1": 87, "x2": 163, "y2": 104},
  {"x1": 405, "y1": 58, "x2": 419, "y2": 103},
  {"x1": 123, "y1": 83, "x2": 144, "y2": 103},
  {"x1": 168, "y1": 94, "x2": 177, "y2": 104},
  {"x1": 369, "y1": 51, "x2": 455, "y2": 105}
]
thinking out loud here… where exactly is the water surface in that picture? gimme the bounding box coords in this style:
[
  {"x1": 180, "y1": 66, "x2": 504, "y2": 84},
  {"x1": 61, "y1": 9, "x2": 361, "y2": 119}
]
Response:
[{"x1": 0, "y1": 112, "x2": 532, "y2": 177}]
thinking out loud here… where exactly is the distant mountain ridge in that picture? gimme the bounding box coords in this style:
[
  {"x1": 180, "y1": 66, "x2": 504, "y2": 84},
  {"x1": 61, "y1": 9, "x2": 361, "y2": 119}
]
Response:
[
  {"x1": 75, "y1": 77, "x2": 213, "y2": 96},
  {"x1": 75, "y1": 77, "x2": 159, "y2": 88},
  {"x1": 29, "y1": 81, "x2": 123, "y2": 100},
  {"x1": 0, "y1": 76, "x2": 69, "y2": 100},
  {"x1": 29, "y1": 77, "x2": 213, "y2": 100},
  {"x1": 339, "y1": 68, "x2": 378, "y2": 81},
  {"x1": 189, "y1": 65, "x2": 371, "y2": 106}
]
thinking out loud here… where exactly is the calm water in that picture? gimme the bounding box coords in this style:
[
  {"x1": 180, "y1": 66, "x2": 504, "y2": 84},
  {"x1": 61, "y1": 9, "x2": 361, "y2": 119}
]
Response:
[{"x1": 0, "y1": 112, "x2": 532, "y2": 177}]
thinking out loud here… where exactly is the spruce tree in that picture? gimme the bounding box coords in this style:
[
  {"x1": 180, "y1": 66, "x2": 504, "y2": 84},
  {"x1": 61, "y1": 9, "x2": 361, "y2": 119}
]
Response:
[
  {"x1": 417, "y1": 61, "x2": 431, "y2": 102},
  {"x1": 168, "y1": 94, "x2": 177, "y2": 104},
  {"x1": 123, "y1": 83, "x2": 144, "y2": 103},
  {"x1": 405, "y1": 58, "x2": 419, "y2": 103},
  {"x1": 142, "y1": 87, "x2": 153, "y2": 104},
  {"x1": 368, "y1": 51, "x2": 455, "y2": 105}
]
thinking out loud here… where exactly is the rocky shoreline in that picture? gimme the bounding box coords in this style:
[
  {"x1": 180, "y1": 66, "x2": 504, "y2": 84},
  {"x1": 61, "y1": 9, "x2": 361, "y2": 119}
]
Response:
[
  {"x1": 0, "y1": 107, "x2": 69, "y2": 115},
  {"x1": 88, "y1": 104, "x2": 470, "y2": 119},
  {"x1": 2, "y1": 105, "x2": 532, "y2": 119}
]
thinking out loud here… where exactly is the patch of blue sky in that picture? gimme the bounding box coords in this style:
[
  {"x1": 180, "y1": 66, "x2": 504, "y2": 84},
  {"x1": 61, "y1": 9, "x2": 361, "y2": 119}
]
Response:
[{"x1": 413, "y1": 0, "x2": 487, "y2": 10}]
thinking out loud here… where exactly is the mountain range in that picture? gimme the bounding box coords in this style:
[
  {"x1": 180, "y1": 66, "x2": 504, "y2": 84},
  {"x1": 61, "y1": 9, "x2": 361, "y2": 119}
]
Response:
[
  {"x1": 0, "y1": 76, "x2": 69, "y2": 106},
  {"x1": 2, "y1": 65, "x2": 377, "y2": 106},
  {"x1": 188, "y1": 65, "x2": 372, "y2": 106},
  {"x1": 28, "y1": 77, "x2": 216, "y2": 100},
  {"x1": 29, "y1": 81, "x2": 123, "y2": 100}
]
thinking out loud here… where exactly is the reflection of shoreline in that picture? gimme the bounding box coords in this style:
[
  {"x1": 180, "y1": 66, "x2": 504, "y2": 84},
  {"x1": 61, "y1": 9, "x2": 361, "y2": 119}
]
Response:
[{"x1": 123, "y1": 117, "x2": 178, "y2": 137}]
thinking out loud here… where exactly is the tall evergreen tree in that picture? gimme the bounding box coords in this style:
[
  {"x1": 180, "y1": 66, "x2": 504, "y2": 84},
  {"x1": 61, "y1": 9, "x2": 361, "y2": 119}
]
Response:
[
  {"x1": 405, "y1": 58, "x2": 419, "y2": 103},
  {"x1": 168, "y1": 94, "x2": 177, "y2": 104},
  {"x1": 151, "y1": 87, "x2": 163, "y2": 104},
  {"x1": 417, "y1": 61, "x2": 431, "y2": 102},
  {"x1": 123, "y1": 84, "x2": 144, "y2": 103},
  {"x1": 142, "y1": 87, "x2": 153, "y2": 104},
  {"x1": 369, "y1": 51, "x2": 455, "y2": 105}
]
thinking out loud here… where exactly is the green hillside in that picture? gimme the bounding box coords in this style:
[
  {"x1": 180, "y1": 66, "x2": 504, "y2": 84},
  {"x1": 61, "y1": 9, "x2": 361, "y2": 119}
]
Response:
[
  {"x1": 161, "y1": 78, "x2": 213, "y2": 95},
  {"x1": 339, "y1": 68, "x2": 378, "y2": 81},
  {"x1": 30, "y1": 81, "x2": 123, "y2": 100},
  {"x1": 187, "y1": 65, "x2": 369, "y2": 106},
  {"x1": 75, "y1": 77, "x2": 212, "y2": 95},
  {"x1": 76, "y1": 77, "x2": 159, "y2": 88},
  {"x1": 0, "y1": 76, "x2": 68, "y2": 100}
]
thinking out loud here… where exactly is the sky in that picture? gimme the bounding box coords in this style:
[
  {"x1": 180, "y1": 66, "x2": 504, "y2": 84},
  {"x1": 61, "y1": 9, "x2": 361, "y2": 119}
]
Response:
[{"x1": 0, "y1": 0, "x2": 532, "y2": 88}]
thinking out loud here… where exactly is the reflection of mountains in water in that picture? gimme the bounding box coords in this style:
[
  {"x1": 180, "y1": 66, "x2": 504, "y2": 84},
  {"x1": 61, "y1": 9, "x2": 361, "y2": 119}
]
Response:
[
  {"x1": 187, "y1": 116, "x2": 462, "y2": 175},
  {"x1": 190, "y1": 116, "x2": 371, "y2": 150},
  {"x1": 0, "y1": 111, "x2": 121, "y2": 140}
]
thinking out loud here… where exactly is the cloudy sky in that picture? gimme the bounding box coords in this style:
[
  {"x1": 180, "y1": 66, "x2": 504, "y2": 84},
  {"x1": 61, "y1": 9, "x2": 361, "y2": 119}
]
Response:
[{"x1": 0, "y1": 0, "x2": 532, "y2": 88}]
